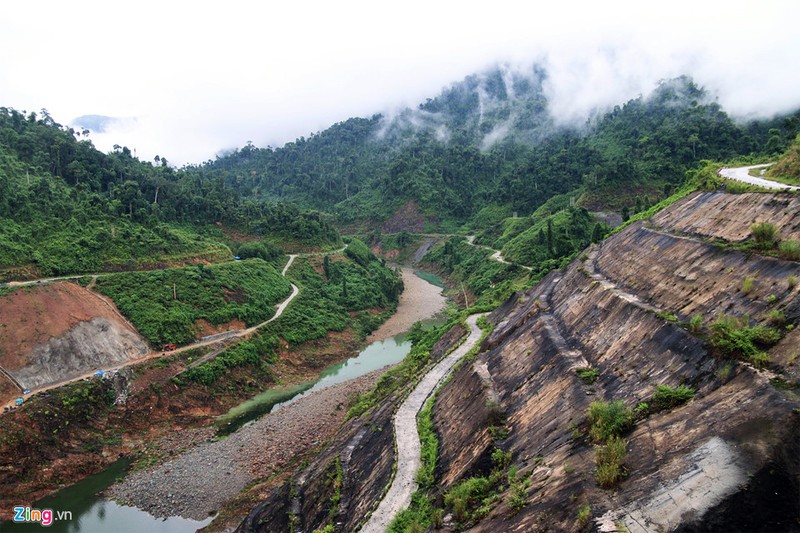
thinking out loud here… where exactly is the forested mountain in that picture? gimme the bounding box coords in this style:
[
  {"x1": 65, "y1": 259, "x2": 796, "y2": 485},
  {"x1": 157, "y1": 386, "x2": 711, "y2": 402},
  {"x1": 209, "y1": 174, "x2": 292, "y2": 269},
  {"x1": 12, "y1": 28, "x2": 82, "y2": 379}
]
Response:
[
  {"x1": 206, "y1": 67, "x2": 799, "y2": 228},
  {"x1": 2, "y1": 65, "x2": 798, "y2": 280},
  {"x1": 0, "y1": 108, "x2": 340, "y2": 280}
]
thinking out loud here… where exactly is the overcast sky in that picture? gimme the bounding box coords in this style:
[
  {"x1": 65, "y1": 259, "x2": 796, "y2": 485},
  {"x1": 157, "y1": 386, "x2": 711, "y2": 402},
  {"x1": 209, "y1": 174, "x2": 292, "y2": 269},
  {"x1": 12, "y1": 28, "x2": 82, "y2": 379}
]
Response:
[{"x1": 2, "y1": 0, "x2": 799, "y2": 165}]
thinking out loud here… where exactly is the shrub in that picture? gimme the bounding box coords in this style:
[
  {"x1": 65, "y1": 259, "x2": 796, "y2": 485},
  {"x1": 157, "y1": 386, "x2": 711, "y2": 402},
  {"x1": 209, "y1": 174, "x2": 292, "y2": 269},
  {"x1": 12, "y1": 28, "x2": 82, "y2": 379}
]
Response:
[
  {"x1": 595, "y1": 436, "x2": 627, "y2": 488},
  {"x1": 577, "y1": 504, "x2": 591, "y2": 528},
  {"x1": 741, "y1": 276, "x2": 755, "y2": 294},
  {"x1": 689, "y1": 314, "x2": 703, "y2": 333},
  {"x1": 716, "y1": 363, "x2": 733, "y2": 382},
  {"x1": 789, "y1": 275, "x2": 798, "y2": 289},
  {"x1": 430, "y1": 508, "x2": 443, "y2": 529},
  {"x1": 779, "y1": 240, "x2": 800, "y2": 261},
  {"x1": 651, "y1": 384, "x2": 695, "y2": 410},
  {"x1": 750, "y1": 222, "x2": 779, "y2": 246},
  {"x1": 486, "y1": 398, "x2": 506, "y2": 426},
  {"x1": 767, "y1": 309, "x2": 786, "y2": 326},
  {"x1": 587, "y1": 401, "x2": 633, "y2": 443},
  {"x1": 507, "y1": 467, "x2": 530, "y2": 513},
  {"x1": 709, "y1": 315, "x2": 780, "y2": 367},
  {"x1": 575, "y1": 367, "x2": 599, "y2": 385},
  {"x1": 657, "y1": 310, "x2": 678, "y2": 322},
  {"x1": 445, "y1": 476, "x2": 493, "y2": 522}
]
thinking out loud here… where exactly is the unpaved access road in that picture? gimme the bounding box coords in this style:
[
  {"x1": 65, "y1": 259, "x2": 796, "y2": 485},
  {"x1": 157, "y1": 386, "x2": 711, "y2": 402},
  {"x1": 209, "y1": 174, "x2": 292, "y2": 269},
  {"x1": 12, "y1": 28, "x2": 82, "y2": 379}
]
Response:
[
  {"x1": 360, "y1": 313, "x2": 486, "y2": 532},
  {"x1": 1, "y1": 255, "x2": 303, "y2": 412},
  {"x1": 465, "y1": 235, "x2": 533, "y2": 271},
  {"x1": 719, "y1": 164, "x2": 800, "y2": 191}
]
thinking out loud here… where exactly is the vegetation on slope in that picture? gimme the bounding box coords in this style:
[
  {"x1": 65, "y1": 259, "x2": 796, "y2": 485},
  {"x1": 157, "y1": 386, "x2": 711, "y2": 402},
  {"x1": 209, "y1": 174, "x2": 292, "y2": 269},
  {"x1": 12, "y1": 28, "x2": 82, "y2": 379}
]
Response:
[
  {"x1": 0, "y1": 107, "x2": 341, "y2": 279},
  {"x1": 183, "y1": 244, "x2": 402, "y2": 385},
  {"x1": 208, "y1": 73, "x2": 799, "y2": 229},
  {"x1": 767, "y1": 134, "x2": 800, "y2": 184},
  {"x1": 95, "y1": 259, "x2": 292, "y2": 346}
]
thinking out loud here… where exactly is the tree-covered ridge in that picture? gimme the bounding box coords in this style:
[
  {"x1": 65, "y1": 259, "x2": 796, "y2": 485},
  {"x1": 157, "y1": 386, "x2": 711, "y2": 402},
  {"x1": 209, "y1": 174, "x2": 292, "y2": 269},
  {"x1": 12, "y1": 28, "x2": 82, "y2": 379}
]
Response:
[
  {"x1": 208, "y1": 71, "x2": 799, "y2": 228},
  {"x1": 0, "y1": 108, "x2": 342, "y2": 279}
]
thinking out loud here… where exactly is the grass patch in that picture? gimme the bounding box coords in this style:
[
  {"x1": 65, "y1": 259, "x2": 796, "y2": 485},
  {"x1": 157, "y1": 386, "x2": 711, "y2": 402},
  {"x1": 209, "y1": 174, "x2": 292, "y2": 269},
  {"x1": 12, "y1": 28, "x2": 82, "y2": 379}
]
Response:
[
  {"x1": 595, "y1": 436, "x2": 627, "y2": 488},
  {"x1": 751, "y1": 222, "x2": 779, "y2": 246},
  {"x1": 575, "y1": 367, "x2": 600, "y2": 385},
  {"x1": 577, "y1": 503, "x2": 592, "y2": 528},
  {"x1": 651, "y1": 384, "x2": 695, "y2": 411},
  {"x1": 587, "y1": 400, "x2": 633, "y2": 443},
  {"x1": 741, "y1": 276, "x2": 755, "y2": 294},
  {"x1": 779, "y1": 240, "x2": 800, "y2": 261},
  {"x1": 709, "y1": 315, "x2": 780, "y2": 368}
]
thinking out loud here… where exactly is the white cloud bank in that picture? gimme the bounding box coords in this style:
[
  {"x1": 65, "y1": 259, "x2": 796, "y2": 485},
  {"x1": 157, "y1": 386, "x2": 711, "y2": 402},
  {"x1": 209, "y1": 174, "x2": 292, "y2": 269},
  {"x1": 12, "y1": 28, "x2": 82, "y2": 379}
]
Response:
[{"x1": 1, "y1": 0, "x2": 798, "y2": 164}]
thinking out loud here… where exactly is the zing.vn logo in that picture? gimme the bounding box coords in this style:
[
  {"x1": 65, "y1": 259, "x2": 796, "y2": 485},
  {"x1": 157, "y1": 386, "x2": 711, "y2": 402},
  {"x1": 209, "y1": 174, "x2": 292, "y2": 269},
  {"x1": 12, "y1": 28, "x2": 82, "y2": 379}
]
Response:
[{"x1": 12, "y1": 506, "x2": 72, "y2": 527}]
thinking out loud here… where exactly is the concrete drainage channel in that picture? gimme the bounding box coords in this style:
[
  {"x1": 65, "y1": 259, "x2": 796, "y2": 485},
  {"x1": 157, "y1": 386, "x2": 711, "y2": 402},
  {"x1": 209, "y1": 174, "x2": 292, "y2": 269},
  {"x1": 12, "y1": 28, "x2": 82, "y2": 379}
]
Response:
[{"x1": 360, "y1": 313, "x2": 486, "y2": 532}]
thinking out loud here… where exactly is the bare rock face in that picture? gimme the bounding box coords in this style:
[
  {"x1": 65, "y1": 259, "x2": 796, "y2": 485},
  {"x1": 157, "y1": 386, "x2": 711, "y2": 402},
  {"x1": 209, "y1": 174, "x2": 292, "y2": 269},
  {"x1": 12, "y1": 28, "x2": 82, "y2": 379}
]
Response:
[
  {"x1": 431, "y1": 192, "x2": 800, "y2": 532},
  {"x1": 13, "y1": 317, "x2": 148, "y2": 389}
]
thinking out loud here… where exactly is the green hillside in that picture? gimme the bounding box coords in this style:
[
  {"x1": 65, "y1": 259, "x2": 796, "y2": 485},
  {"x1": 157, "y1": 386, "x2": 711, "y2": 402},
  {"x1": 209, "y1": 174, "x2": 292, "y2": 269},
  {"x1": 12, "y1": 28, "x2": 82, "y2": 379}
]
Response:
[
  {"x1": 767, "y1": 134, "x2": 800, "y2": 184},
  {"x1": 206, "y1": 71, "x2": 799, "y2": 230},
  {"x1": 0, "y1": 108, "x2": 341, "y2": 280}
]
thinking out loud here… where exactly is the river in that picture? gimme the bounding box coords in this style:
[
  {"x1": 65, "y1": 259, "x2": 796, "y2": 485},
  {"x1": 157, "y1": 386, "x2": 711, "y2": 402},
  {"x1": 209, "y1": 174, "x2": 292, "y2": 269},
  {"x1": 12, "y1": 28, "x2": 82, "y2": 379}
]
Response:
[{"x1": 1, "y1": 269, "x2": 447, "y2": 532}]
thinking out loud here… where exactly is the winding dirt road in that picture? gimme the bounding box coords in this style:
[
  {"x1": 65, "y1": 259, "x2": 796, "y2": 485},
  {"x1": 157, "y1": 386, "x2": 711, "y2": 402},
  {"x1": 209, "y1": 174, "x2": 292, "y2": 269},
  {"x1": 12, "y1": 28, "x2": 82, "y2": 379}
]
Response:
[
  {"x1": 360, "y1": 313, "x2": 485, "y2": 532},
  {"x1": 1, "y1": 253, "x2": 307, "y2": 411},
  {"x1": 719, "y1": 164, "x2": 800, "y2": 191},
  {"x1": 466, "y1": 235, "x2": 533, "y2": 271}
]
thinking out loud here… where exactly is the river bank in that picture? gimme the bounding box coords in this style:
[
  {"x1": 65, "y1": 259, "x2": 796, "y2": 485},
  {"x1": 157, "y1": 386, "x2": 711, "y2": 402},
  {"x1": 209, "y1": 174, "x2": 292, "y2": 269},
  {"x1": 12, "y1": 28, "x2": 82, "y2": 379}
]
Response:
[
  {"x1": 366, "y1": 267, "x2": 447, "y2": 342},
  {"x1": 108, "y1": 269, "x2": 447, "y2": 525},
  {"x1": 110, "y1": 368, "x2": 385, "y2": 521}
]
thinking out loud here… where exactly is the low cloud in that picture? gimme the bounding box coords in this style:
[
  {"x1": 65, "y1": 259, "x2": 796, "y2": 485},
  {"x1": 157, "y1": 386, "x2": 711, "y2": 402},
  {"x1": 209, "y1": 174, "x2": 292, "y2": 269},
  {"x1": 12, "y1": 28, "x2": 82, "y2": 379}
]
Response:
[{"x1": 1, "y1": 1, "x2": 797, "y2": 164}]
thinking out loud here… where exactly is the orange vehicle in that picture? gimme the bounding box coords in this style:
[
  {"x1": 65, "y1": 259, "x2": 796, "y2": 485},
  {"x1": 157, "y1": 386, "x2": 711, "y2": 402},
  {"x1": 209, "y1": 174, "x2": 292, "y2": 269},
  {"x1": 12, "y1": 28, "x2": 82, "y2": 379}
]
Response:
[{"x1": 161, "y1": 344, "x2": 177, "y2": 352}]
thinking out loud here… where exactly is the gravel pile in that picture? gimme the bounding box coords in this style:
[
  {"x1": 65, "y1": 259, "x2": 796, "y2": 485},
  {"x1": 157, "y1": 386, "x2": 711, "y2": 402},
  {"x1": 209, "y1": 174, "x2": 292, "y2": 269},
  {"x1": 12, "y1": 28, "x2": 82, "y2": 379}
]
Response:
[{"x1": 109, "y1": 369, "x2": 386, "y2": 520}]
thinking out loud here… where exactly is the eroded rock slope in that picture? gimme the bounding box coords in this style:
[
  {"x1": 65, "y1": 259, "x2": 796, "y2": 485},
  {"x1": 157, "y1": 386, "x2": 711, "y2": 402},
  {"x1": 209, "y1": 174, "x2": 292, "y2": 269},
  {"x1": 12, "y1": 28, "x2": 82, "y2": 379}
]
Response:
[
  {"x1": 434, "y1": 191, "x2": 800, "y2": 532},
  {"x1": 236, "y1": 191, "x2": 800, "y2": 532}
]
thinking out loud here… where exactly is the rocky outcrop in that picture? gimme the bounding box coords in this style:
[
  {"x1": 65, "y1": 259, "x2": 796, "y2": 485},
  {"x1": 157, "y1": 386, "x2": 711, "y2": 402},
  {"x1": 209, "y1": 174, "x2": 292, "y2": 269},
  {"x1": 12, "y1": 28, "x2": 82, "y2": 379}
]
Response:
[{"x1": 652, "y1": 191, "x2": 800, "y2": 242}]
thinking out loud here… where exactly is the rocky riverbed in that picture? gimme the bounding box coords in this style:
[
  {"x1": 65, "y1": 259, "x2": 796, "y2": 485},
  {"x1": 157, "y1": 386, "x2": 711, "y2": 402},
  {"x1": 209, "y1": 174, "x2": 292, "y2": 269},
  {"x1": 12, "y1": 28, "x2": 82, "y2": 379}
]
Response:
[{"x1": 109, "y1": 369, "x2": 385, "y2": 520}]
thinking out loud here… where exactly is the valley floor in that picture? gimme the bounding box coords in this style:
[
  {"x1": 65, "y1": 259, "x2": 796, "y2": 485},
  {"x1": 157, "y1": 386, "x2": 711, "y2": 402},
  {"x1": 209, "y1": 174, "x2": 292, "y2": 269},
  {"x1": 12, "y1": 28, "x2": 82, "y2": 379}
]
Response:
[
  {"x1": 109, "y1": 267, "x2": 448, "y2": 528},
  {"x1": 366, "y1": 267, "x2": 447, "y2": 342},
  {"x1": 110, "y1": 368, "x2": 386, "y2": 523}
]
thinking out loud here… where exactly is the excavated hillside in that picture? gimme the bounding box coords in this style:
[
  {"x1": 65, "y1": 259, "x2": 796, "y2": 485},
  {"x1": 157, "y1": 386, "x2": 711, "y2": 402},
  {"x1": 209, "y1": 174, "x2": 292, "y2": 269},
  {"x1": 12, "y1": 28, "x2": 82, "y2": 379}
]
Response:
[
  {"x1": 433, "y1": 191, "x2": 800, "y2": 532},
  {"x1": 0, "y1": 282, "x2": 148, "y2": 394},
  {"x1": 235, "y1": 191, "x2": 800, "y2": 532}
]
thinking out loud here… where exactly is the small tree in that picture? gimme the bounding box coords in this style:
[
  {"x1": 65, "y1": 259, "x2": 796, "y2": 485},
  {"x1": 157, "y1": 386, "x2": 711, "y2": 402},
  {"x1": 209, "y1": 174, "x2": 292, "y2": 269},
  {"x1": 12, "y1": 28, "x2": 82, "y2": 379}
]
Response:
[{"x1": 591, "y1": 222, "x2": 605, "y2": 243}]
